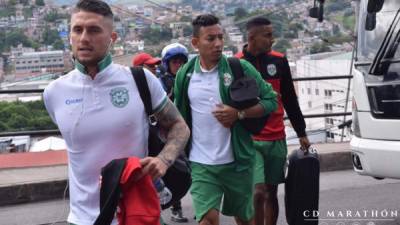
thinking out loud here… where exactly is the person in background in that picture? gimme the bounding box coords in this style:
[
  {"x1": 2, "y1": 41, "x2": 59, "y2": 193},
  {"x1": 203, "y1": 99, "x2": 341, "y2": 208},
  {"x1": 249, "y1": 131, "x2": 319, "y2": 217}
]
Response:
[
  {"x1": 43, "y1": 1, "x2": 190, "y2": 224},
  {"x1": 133, "y1": 52, "x2": 161, "y2": 75},
  {"x1": 236, "y1": 17, "x2": 311, "y2": 225},
  {"x1": 159, "y1": 42, "x2": 189, "y2": 223},
  {"x1": 159, "y1": 43, "x2": 188, "y2": 102}
]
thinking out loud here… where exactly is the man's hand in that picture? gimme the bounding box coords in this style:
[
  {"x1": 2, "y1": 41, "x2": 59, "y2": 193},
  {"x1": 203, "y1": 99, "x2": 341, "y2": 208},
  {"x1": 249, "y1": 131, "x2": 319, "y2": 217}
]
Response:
[
  {"x1": 299, "y1": 136, "x2": 311, "y2": 152},
  {"x1": 140, "y1": 157, "x2": 168, "y2": 181},
  {"x1": 212, "y1": 104, "x2": 239, "y2": 128}
]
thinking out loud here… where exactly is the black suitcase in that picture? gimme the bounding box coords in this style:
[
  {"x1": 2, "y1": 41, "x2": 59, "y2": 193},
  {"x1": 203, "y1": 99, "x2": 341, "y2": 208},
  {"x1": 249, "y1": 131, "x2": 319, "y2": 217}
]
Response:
[{"x1": 285, "y1": 147, "x2": 320, "y2": 225}]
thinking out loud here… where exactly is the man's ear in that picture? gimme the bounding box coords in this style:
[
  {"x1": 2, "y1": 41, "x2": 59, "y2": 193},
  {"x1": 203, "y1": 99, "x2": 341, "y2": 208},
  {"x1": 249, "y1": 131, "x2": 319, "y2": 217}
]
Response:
[
  {"x1": 191, "y1": 37, "x2": 198, "y2": 50},
  {"x1": 111, "y1": 32, "x2": 118, "y2": 43},
  {"x1": 247, "y1": 31, "x2": 255, "y2": 42}
]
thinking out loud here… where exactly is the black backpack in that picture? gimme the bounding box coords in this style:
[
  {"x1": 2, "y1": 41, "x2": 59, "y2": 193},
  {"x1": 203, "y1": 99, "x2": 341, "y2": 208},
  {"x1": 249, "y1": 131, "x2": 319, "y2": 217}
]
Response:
[{"x1": 130, "y1": 67, "x2": 191, "y2": 209}]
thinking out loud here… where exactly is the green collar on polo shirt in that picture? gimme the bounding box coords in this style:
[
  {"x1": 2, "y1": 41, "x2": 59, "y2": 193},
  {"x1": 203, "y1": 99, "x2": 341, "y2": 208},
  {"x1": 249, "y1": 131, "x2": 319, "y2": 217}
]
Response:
[
  {"x1": 194, "y1": 56, "x2": 219, "y2": 73},
  {"x1": 75, "y1": 53, "x2": 112, "y2": 75}
]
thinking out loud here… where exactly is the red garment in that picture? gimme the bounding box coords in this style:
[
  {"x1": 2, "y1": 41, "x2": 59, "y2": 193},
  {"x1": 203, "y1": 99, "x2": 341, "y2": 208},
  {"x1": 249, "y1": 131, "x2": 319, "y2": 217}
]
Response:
[
  {"x1": 236, "y1": 49, "x2": 306, "y2": 141},
  {"x1": 117, "y1": 157, "x2": 161, "y2": 225}
]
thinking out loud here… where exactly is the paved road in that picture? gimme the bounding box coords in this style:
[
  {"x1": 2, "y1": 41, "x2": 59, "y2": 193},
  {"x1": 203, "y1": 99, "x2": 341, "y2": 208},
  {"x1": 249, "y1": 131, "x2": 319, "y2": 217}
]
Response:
[{"x1": 1, "y1": 170, "x2": 399, "y2": 225}]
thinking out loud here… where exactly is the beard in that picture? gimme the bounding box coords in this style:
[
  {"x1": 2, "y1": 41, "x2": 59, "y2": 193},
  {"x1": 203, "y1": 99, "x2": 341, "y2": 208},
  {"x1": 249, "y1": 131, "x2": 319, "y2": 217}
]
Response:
[{"x1": 74, "y1": 53, "x2": 105, "y2": 67}]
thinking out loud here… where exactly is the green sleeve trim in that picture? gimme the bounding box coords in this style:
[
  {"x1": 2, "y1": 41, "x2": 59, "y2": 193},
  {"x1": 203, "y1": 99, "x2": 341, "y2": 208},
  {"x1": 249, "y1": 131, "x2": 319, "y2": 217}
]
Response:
[
  {"x1": 75, "y1": 53, "x2": 112, "y2": 74},
  {"x1": 153, "y1": 96, "x2": 168, "y2": 114}
]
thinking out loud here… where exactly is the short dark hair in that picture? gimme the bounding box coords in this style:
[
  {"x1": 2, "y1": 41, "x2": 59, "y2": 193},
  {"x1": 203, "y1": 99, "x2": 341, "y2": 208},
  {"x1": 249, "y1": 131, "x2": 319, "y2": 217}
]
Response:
[
  {"x1": 73, "y1": 0, "x2": 114, "y2": 20},
  {"x1": 192, "y1": 14, "x2": 220, "y2": 37},
  {"x1": 246, "y1": 17, "x2": 271, "y2": 31}
]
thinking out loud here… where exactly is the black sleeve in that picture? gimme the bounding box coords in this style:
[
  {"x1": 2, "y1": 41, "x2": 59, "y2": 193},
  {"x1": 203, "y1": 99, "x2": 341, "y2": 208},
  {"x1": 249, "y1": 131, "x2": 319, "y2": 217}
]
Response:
[{"x1": 280, "y1": 57, "x2": 307, "y2": 137}]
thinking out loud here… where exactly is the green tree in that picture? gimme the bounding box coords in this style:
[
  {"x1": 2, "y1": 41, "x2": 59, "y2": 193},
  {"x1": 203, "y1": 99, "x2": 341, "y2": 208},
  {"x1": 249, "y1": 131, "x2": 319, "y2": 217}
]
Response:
[
  {"x1": 0, "y1": 100, "x2": 56, "y2": 132},
  {"x1": 8, "y1": 0, "x2": 17, "y2": 5},
  {"x1": 44, "y1": 11, "x2": 67, "y2": 22},
  {"x1": 53, "y1": 39, "x2": 65, "y2": 50},
  {"x1": 183, "y1": 25, "x2": 193, "y2": 37},
  {"x1": 180, "y1": 15, "x2": 192, "y2": 22},
  {"x1": 273, "y1": 39, "x2": 291, "y2": 54},
  {"x1": 35, "y1": 0, "x2": 45, "y2": 6},
  {"x1": 25, "y1": 100, "x2": 46, "y2": 111},
  {"x1": 29, "y1": 116, "x2": 56, "y2": 130},
  {"x1": 42, "y1": 28, "x2": 62, "y2": 46},
  {"x1": 142, "y1": 27, "x2": 172, "y2": 45},
  {"x1": 332, "y1": 24, "x2": 341, "y2": 36},
  {"x1": 0, "y1": 5, "x2": 16, "y2": 18},
  {"x1": 23, "y1": 6, "x2": 34, "y2": 18},
  {"x1": 310, "y1": 42, "x2": 331, "y2": 54},
  {"x1": 269, "y1": 15, "x2": 288, "y2": 38},
  {"x1": 6, "y1": 104, "x2": 31, "y2": 118},
  {"x1": 326, "y1": 34, "x2": 353, "y2": 44},
  {"x1": 234, "y1": 7, "x2": 248, "y2": 21},
  {"x1": 344, "y1": 8, "x2": 354, "y2": 17},
  {"x1": 0, "y1": 29, "x2": 38, "y2": 52},
  {"x1": 343, "y1": 15, "x2": 355, "y2": 30},
  {"x1": 19, "y1": 0, "x2": 29, "y2": 5},
  {"x1": 325, "y1": 0, "x2": 351, "y2": 14},
  {"x1": 7, "y1": 114, "x2": 29, "y2": 130},
  {"x1": 145, "y1": 46, "x2": 163, "y2": 58},
  {"x1": 288, "y1": 23, "x2": 304, "y2": 33},
  {"x1": 0, "y1": 122, "x2": 8, "y2": 132},
  {"x1": 160, "y1": 27, "x2": 173, "y2": 41},
  {"x1": 283, "y1": 30, "x2": 297, "y2": 39},
  {"x1": 0, "y1": 108, "x2": 12, "y2": 120}
]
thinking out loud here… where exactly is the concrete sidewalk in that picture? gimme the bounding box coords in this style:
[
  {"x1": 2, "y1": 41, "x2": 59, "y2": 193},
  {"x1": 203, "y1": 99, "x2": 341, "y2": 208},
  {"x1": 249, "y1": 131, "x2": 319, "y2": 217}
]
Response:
[{"x1": 0, "y1": 142, "x2": 353, "y2": 206}]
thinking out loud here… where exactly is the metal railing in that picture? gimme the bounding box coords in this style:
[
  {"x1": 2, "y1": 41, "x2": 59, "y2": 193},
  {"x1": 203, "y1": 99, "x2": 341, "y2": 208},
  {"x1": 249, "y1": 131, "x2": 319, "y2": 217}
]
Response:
[
  {"x1": 0, "y1": 89, "x2": 44, "y2": 94},
  {"x1": 293, "y1": 75, "x2": 352, "y2": 81},
  {"x1": 0, "y1": 74, "x2": 353, "y2": 137}
]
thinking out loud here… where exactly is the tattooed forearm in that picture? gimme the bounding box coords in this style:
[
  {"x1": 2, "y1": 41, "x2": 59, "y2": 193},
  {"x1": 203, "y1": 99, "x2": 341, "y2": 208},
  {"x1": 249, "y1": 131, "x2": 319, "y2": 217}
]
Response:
[{"x1": 156, "y1": 99, "x2": 190, "y2": 166}]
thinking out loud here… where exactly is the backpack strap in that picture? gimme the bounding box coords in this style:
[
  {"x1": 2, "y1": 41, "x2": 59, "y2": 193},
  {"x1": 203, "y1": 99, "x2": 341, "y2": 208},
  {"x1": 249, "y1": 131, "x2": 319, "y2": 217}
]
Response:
[
  {"x1": 227, "y1": 57, "x2": 245, "y2": 80},
  {"x1": 130, "y1": 67, "x2": 157, "y2": 125}
]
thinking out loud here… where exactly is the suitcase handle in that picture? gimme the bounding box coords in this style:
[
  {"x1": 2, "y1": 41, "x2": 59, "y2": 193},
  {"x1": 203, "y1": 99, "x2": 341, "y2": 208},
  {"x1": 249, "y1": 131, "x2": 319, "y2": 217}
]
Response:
[{"x1": 300, "y1": 145, "x2": 317, "y2": 155}]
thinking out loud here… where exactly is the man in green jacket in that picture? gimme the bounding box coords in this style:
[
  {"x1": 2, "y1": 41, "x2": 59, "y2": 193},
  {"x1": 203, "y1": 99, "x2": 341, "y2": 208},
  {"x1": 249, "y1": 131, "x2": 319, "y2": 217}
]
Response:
[{"x1": 174, "y1": 14, "x2": 277, "y2": 225}]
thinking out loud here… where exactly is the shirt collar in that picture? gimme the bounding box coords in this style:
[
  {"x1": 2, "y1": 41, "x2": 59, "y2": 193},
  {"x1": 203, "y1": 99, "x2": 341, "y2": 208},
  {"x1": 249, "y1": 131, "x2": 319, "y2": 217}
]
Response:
[
  {"x1": 242, "y1": 44, "x2": 269, "y2": 59},
  {"x1": 74, "y1": 53, "x2": 112, "y2": 75},
  {"x1": 194, "y1": 56, "x2": 219, "y2": 74}
]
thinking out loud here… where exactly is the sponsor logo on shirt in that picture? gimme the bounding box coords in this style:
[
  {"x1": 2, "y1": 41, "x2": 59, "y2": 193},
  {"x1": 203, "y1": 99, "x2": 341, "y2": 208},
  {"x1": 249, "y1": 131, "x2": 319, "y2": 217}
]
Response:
[
  {"x1": 65, "y1": 98, "x2": 83, "y2": 105},
  {"x1": 110, "y1": 87, "x2": 129, "y2": 108}
]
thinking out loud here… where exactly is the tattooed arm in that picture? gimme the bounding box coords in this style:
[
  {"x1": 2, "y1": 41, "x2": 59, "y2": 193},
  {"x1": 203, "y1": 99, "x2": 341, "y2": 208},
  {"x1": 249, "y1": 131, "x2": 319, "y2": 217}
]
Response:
[{"x1": 140, "y1": 99, "x2": 190, "y2": 180}]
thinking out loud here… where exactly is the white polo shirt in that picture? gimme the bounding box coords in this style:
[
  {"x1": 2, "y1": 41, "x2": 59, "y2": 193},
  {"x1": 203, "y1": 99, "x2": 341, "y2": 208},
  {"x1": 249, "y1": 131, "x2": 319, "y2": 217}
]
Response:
[
  {"x1": 188, "y1": 65, "x2": 234, "y2": 165},
  {"x1": 43, "y1": 63, "x2": 166, "y2": 225}
]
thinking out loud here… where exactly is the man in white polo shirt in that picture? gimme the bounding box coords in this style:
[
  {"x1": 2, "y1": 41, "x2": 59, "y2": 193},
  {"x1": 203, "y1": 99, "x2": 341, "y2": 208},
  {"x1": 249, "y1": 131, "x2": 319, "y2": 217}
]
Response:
[
  {"x1": 43, "y1": 1, "x2": 190, "y2": 225},
  {"x1": 174, "y1": 14, "x2": 277, "y2": 225}
]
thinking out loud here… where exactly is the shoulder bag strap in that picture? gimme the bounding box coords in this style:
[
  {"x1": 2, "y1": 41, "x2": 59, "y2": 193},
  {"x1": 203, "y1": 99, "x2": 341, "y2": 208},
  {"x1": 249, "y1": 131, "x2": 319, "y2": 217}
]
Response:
[{"x1": 227, "y1": 57, "x2": 245, "y2": 80}]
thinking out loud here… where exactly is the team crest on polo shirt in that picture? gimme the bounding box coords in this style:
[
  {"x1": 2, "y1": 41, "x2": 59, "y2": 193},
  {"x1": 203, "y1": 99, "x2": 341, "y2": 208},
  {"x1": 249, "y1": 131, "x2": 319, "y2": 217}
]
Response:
[
  {"x1": 223, "y1": 73, "x2": 233, "y2": 86},
  {"x1": 110, "y1": 87, "x2": 129, "y2": 108},
  {"x1": 267, "y1": 64, "x2": 277, "y2": 76}
]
